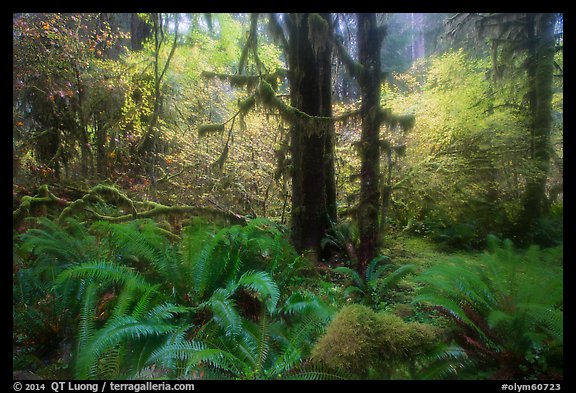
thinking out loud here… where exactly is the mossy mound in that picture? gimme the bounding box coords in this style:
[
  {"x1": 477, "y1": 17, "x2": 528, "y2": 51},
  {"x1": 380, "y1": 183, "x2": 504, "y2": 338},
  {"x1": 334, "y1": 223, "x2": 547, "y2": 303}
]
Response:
[{"x1": 311, "y1": 304, "x2": 439, "y2": 377}]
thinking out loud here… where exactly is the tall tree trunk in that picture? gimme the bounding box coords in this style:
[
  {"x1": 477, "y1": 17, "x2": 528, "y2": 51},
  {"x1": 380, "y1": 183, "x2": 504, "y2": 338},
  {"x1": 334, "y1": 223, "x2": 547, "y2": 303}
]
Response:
[
  {"x1": 287, "y1": 13, "x2": 335, "y2": 259},
  {"x1": 131, "y1": 13, "x2": 151, "y2": 51},
  {"x1": 518, "y1": 13, "x2": 555, "y2": 239},
  {"x1": 357, "y1": 13, "x2": 384, "y2": 275}
]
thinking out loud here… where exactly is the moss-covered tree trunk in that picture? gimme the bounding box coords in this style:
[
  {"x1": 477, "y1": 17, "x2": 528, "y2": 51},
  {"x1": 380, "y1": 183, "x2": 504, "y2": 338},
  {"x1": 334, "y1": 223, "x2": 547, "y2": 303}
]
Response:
[
  {"x1": 287, "y1": 13, "x2": 335, "y2": 258},
  {"x1": 518, "y1": 13, "x2": 555, "y2": 239},
  {"x1": 357, "y1": 13, "x2": 384, "y2": 274}
]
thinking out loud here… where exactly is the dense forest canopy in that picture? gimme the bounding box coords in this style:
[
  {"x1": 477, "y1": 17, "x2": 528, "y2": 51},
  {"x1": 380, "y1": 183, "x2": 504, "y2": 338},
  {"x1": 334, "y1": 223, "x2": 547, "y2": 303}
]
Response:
[{"x1": 13, "y1": 13, "x2": 563, "y2": 382}]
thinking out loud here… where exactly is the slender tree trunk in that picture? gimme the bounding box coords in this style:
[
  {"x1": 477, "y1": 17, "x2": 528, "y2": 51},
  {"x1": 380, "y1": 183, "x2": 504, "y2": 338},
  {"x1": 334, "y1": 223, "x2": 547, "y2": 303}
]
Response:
[
  {"x1": 357, "y1": 13, "x2": 384, "y2": 275},
  {"x1": 94, "y1": 118, "x2": 108, "y2": 178},
  {"x1": 287, "y1": 13, "x2": 335, "y2": 259},
  {"x1": 379, "y1": 148, "x2": 394, "y2": 236},
  {"x1": 136, "y1": 13, "x2": 178, "y2": 200},
  {"x1": 518, "y1": 13, "x2": 555, "y2": 239}
]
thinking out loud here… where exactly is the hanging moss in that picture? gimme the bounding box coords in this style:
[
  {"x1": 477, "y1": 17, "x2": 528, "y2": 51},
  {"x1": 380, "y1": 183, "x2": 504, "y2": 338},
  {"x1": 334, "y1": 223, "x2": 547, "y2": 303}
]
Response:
[
  {"x1": 379, "y1": 139, "x2": 392, "y2": 153},
  {"x1": 387, "y1": 113, "x2": 416, "y2": 132},
  {"x1": 201, "y1": 71, "x2": 253, "y2": 87},
  {"x1": 257, "y1": 79, "x2": 332, "y2": 137},
  {"x1": 238, "y1": 95, "x2": 256, "y2": 115},
  {"x1": 198, "y1": 123, "x2": 225, "y2": 137},
  {"x1": 393, "y1": 144, "x2": 407, "y2": 157},
  {"x1": 308, "y1": 13, "x2": 330, "y2": 56}
]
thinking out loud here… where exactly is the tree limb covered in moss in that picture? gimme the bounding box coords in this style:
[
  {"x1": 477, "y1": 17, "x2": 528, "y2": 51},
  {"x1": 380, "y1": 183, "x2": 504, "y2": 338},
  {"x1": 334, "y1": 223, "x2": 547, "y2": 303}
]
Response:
[
  {"x1": 201, "y1": 71, "x2": 261, "y2": 90},
  {"x1": 201, "y1": 69, "x2": 288, "y2": 90},
  {"x1": 85, "y1": 201, "x2": 247, "y2": 226},
  {"x1": 58, "y1": 184, "x2": 138, "y2": 223},
  {"x1": 332, "y1": 34, "x2": 366, "y2": 81},
  {"x1": 256, "y1": 79, "x2": 332, "y2": 136},
  {"x1": 13, "y1": 184, "x2": 70, "y2": 229},
  {"x1": 14, "y1": 184, "x2": 248, "y2": 228}
]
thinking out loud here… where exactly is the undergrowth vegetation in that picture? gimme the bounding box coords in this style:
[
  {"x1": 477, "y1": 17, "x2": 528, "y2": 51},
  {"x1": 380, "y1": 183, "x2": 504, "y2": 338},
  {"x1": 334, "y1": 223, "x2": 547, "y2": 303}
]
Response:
[
  {"x1": 13, "y1": 216, "x2": 334, "y2": 379},
  {"x1": 13, "y1": 212, "x2": 563, "y2": 380}
]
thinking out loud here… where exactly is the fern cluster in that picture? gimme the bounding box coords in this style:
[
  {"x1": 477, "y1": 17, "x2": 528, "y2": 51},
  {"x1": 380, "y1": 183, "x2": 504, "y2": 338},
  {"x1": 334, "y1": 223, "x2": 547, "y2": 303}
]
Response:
[
  {"x1": 334, "y1": 256, "x2": 416, "y2": 308},
  {"x1": 14, "y1": 217, "x2": 102, "y2": 364},
  {"x1": 414, "y1": 235, "x2": 563, "y2": 379},
  {"x1": 14, "y1": 216, "x2": 336, "y2": 379}
]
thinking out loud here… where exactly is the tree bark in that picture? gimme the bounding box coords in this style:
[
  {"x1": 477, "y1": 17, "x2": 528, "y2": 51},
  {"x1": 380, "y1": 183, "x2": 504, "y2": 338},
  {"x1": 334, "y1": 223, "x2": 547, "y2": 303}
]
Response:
[
  {"x1": 287, "y1": 13, "x2": 335, "y2": 259},
  {"x1": 518, "y1": 13, "x2": 555, "y2": 239},
  {"x1": 130, "y1": 13, "x2": 151, "y2": 51},
  {"x1": 357, "y1": 13, "x2": 384, "y2": 275}
]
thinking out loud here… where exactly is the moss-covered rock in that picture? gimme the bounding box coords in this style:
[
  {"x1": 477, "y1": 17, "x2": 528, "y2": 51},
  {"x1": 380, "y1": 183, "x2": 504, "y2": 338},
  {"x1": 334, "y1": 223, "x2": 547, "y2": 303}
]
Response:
[{"x1": 311, "y1": 304, "x2": 439, "y2": 378}]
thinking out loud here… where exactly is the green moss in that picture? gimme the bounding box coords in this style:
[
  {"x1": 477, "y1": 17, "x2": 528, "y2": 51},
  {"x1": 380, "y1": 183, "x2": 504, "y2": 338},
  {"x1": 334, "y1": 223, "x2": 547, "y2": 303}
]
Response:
[
  {"x1": 311, "y1": 304, "x2": 380, "y2": 376},
  {"x1": 311, "y1": 304, "x2": 440, "y2": 377},
  {"x1": 307, "y1": 14, "x2": 330, "y2": 56},
  {"x1": 198, "y1": 123, "x2": 225, "y2": 136}
]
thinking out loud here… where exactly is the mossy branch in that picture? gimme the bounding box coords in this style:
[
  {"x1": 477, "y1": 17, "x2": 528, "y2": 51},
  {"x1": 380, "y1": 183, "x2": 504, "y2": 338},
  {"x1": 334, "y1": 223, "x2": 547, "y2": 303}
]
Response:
[
  {"x1": 200, "y1": 69, "x2": 287, "y2": 90},
  {"x1": 200, "y1": 71, "x2": 261, "y2": 90},
  {"x1": 58, "y1": 185, "x2": 246, "y2": 226},
  {"x1": 13, "y1": 184, "x2": 70, "y2": 229},
  {"x1": 15, "y1": 184, "x2": 247, "y2": 236},
  {"x1": 256, "y1": 79, "x2": 332, "y2": 136},
  {"x1": 58, "y1": 184, "x2": 137, "y2": 224},
  {"x1": 332, "y1": 35, "x2": 366, "y2": 81},
  {"x1": 198, "y1": 123, "x2": 225, "y2": 136},
  {"x1": 88, "y1": 201, "x2": 246, "y2": 226}
]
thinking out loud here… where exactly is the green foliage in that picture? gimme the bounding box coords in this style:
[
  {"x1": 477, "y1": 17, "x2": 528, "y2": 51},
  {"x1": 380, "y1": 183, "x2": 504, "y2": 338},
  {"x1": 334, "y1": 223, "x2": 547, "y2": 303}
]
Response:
[
  {"x1": 384, "y1": 49, "x2": 556, "y2": 248},
  {"x1": 145, "y1": 273, "x2": 335, "y2": 379},
  {"x1": 334, "y1": 256, "x2": 416, "y2": 308},
  {"x1": 414, "y1": 236, "x2": 563, "y2": 379},
  {"x1": 13, "y1": 217, "x2": 101, "y2": 362},
  {"x1": 14, "y1": 214, "x2": 334, "y2": 380},
  {"x1": 311, "y1": 304, "x2": 440, "y2": 378}
]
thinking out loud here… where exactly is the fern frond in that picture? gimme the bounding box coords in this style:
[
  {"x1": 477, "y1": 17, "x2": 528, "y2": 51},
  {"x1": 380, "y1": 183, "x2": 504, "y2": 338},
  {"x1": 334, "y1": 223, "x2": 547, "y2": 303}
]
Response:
[
  {"x1": 20, "y1": 217, "x2": 99, "y2": 266},
  {"x1": 77, "y1": 282, "x2": 99, "y2": 356},
  {"x1": 146, "y1": 340, "x2": 207, "y2": 369},
  {"x1": 127, "y1": 284, "x2": 161, "y2": 319},
  {"x1": 254, "y1": 314, "x2": 270, "y2": 377},
  {"x1": 98, "y1": 345, "x2": 122, "y2": 379},
  {"x1": 416, "y1": 344, "x2": 471, "y2": 380},
  {"x1": 237, "y1": 270, "x2": 280, "y2": 313},
  {"x1": 55, "y1": 260, "x2": 153, "y2": 292},
  {"x1": 365, "y1": 255, "x2": 391, "y2": 282},
  {"x1": 281, "y1": 292, "x2": 334, "y2": 321},
  {"x1": 75, "y1": 316, "x2": 178, "y2": 379},
  {"x1": 191, "y1": 228, "x2": 229, "y2": 298},
  {"x1": 199, "y1": 289, "x2": 242, "y2": 336},
  {"x1": 413, "y1": 293, "x2": 486, "y2": 338},
  {"x1": 377, "y1": 263, "x2": 416, "y2": 291},
  {"x1": 145, "y1": 303, "x2": 191, "y2": 322},
  {"x1": 90, "y1": 220, "x2": 167, "y2": 266},
  {"x1": 287, "y1": 363, "x2": 351, "y2": 380},
  {"x1": 333, "y1": 266, "x2": 364, "y2": 290}
]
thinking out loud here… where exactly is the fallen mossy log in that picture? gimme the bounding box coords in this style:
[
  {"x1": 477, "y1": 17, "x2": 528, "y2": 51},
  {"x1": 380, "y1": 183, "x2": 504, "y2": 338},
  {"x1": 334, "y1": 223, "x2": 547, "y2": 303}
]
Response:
[{"x1": 13, "y1": 184, "x2": 247, "y2": 230}]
